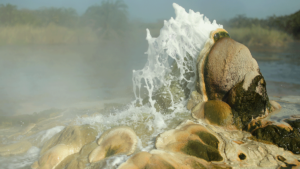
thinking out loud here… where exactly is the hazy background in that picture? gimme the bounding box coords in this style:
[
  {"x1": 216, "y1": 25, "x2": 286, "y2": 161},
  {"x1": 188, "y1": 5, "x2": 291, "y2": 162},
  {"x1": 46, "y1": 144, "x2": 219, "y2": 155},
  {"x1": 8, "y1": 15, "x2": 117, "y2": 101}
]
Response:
[
  {"x1": 0, "y1": 0, "x2": 299, "y2": 119},
  {"x1": 1, "y1": 0, "x2": 300, "y2": 22}
]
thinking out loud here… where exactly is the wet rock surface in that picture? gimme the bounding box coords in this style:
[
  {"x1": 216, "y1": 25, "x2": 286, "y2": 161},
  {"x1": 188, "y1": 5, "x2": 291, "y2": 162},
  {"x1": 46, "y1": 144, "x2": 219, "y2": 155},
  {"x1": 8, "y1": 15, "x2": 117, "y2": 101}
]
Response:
[
  {"x1": 192, "y1": 27, "x2": 300, "y2": 160},
  {"x1": 89, "y1": 126, "x2": 137, "y2": 163},
  {"x1": 2, "y1": 4, "x2": 300, "y2": 169},
  {"x1": 187, "y1": 91, "x2": 203, "y2": 110},
  {"x1": 118, "y1": 150, "x2": 231, "y2": 169},
  {"x1": 32, "y1": 125, "x2": 98, "y2": 169},
  {"x1": 156, "y1": 120, "x2": 223, "y2": 162},
  {"x1": 224, "y1": 74, "x2": 270, "y2": 130},
  {"x1": 252, "y1": 124, "x2": 300, "y2": 154},
  {"x1": 250, "y1": 117, "x2": 300, "y2": 155}
]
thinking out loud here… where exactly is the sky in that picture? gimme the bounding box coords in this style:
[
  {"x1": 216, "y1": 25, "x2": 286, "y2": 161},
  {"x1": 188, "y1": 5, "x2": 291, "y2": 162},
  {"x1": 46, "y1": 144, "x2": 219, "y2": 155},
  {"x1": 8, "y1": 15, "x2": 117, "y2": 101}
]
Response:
[{"x1": 0, "y1": 0, "x2": 300, "y2": 22}]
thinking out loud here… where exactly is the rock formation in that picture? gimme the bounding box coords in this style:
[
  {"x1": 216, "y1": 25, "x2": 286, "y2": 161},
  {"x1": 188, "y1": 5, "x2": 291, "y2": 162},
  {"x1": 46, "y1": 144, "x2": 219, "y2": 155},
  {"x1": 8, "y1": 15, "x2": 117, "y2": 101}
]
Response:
[
  {"x1": 118, "y1": 150, "x2": 230, "y2": 169},
  {"x1": 89, "y1": 126, "x2": 137, "y2": 163},
  {"x1": 32, "y1": 125, "x2": 98, "y2": 169}
]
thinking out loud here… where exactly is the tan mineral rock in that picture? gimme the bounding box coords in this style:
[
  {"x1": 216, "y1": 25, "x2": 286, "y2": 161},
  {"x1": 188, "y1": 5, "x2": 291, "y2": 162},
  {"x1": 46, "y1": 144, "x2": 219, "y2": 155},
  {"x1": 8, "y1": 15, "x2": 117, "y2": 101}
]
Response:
[
  {"x1": 270, "y1": 100, "x2": 282, "y2": 110},
  {"x1": 156, "y1": 120, "x2": 223, "y2": 162},
  {"x1": 33, "y1": 144, "x2": 74, "y2": 169},
  {"x1": 118, "y1": 150, "x2": 230, "y2": 169},
  {"x1": 66, "y1": 142, "x2": 99, "y2": 169},
  {"x1": 187, "y1": 91, "x2": 203, "y2": 110},
  {"x1": 201, "y1": 37, "x2": 260, "y2": 101},
  {"x1": 89, "y1": 126, "x2": 137, "y2": 163},
  {"x1": 32, "y1": 124, "x2": 98, "y2": 169}
]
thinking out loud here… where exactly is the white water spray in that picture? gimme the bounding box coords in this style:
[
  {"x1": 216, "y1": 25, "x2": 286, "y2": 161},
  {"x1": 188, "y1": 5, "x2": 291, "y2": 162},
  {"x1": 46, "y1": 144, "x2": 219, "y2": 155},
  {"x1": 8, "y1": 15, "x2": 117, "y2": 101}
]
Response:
[{"x1": 132, "y1": 3, "x2": 223, "y2": 110}]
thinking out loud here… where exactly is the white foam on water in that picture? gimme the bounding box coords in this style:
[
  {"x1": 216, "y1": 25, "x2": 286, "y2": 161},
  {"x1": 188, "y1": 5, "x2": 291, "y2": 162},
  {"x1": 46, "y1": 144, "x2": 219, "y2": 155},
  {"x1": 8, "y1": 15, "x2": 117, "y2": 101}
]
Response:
[
  {"x1": 0, "y1": 146, "x2": 40, "y2": 169},
  {"x1": 75, "y1": 100, "x2": 189, "y2": 148},
  {"x1": 132, "y1": 3, "x2": 222, "y2": 110}
]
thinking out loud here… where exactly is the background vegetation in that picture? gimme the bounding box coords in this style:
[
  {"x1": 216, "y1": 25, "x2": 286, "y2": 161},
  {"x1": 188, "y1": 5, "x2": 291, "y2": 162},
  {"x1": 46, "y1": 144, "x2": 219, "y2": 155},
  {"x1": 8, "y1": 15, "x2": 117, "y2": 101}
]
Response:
[
  {"x1": 0, "y1": 1, "x2": 298, "y2": 46},
  {"x1": 221, "y1": 11, "x2": 300, "y2": 46}
]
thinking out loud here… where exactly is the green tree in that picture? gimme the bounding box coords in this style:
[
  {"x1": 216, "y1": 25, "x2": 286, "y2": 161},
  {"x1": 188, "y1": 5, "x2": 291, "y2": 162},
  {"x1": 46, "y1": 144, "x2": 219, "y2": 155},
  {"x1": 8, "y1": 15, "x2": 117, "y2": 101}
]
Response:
[
  {"x1": 83, "y1": 0, "x2": 129, "y2": 39},
  {"x1": 36, "y1": 7, "x2": 78, "y2": 27},
  {"x1": 0, "y1": 4, "x2": 17, "y2": 25}
]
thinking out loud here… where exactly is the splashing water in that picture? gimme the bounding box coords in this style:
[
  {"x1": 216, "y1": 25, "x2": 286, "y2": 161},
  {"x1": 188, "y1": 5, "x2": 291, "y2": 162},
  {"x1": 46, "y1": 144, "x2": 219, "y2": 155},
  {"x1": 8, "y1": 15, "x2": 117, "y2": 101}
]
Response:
[
  {"x1": 132, "y1": 3, "x2": 222, "y2": 110},
  {"x1": 0, "y1": 3, "x2": 225, "y2": 169},
  {"x1": 75, "y1": 2, "x2": 224, "y2": 160}
]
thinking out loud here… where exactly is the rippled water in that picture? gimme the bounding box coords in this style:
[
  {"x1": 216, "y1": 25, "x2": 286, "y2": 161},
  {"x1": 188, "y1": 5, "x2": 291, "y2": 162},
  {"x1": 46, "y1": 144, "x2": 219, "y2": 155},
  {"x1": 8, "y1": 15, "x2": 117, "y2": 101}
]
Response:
[
  {"x1": 252, "y1": 42, "x2": 300, "y2": 96},
  {"x1": 252, "y1": 42, "x2": 300, "y2": 123}
]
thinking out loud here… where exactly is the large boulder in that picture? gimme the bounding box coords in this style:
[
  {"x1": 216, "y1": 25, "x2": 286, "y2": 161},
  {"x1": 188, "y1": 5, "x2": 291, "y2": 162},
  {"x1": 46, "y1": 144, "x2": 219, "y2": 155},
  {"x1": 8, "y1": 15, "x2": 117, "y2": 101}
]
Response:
[
  {"x1": 202, "y1": 37, "x2": 260, "y2": 101},
  {"x1": 195, "y1": 30, "x2": 273, "y2": 131}
]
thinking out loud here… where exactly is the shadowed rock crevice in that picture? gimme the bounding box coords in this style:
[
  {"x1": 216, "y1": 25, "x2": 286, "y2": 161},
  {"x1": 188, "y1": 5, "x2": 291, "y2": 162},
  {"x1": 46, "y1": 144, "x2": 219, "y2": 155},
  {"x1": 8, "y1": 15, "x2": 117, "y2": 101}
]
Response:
[
  {"x1": 181, "y1": 140, "x2": 223, "y2": 161},
  {"x1": 195, "y1": 131, "x2": 219, "y2": 148}
]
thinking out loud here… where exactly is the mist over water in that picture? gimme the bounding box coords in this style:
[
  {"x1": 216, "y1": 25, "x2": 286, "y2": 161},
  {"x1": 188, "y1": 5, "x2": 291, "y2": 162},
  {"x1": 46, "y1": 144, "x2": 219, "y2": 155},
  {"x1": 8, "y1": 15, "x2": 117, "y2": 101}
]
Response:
[{"x1": 0, "y1": 39, "x2": 148, "y2": 115}]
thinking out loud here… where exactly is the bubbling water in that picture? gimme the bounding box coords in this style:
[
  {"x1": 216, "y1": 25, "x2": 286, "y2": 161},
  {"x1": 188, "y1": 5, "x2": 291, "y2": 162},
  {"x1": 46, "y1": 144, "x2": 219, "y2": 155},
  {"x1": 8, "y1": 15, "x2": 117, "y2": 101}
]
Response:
[{"x1": 132, "y1": 3, "x2": 223, "y2": 110}]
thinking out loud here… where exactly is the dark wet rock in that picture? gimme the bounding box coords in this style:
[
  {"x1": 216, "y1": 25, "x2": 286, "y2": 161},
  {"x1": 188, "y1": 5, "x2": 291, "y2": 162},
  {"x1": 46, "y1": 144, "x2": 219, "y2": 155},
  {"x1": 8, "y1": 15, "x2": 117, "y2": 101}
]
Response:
[
  {"x1": 284, "y1": 118, "x2": 300, "y2": 130},
  {"x1": 248, "y1": 118, "x2": 300, "y2": 155},
  {"x1": 223, "y1": 74, "x2": 270, "y2": 130},
  {"x1": 252, "y1": 124, "x2": 300, "y2": 154}
]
